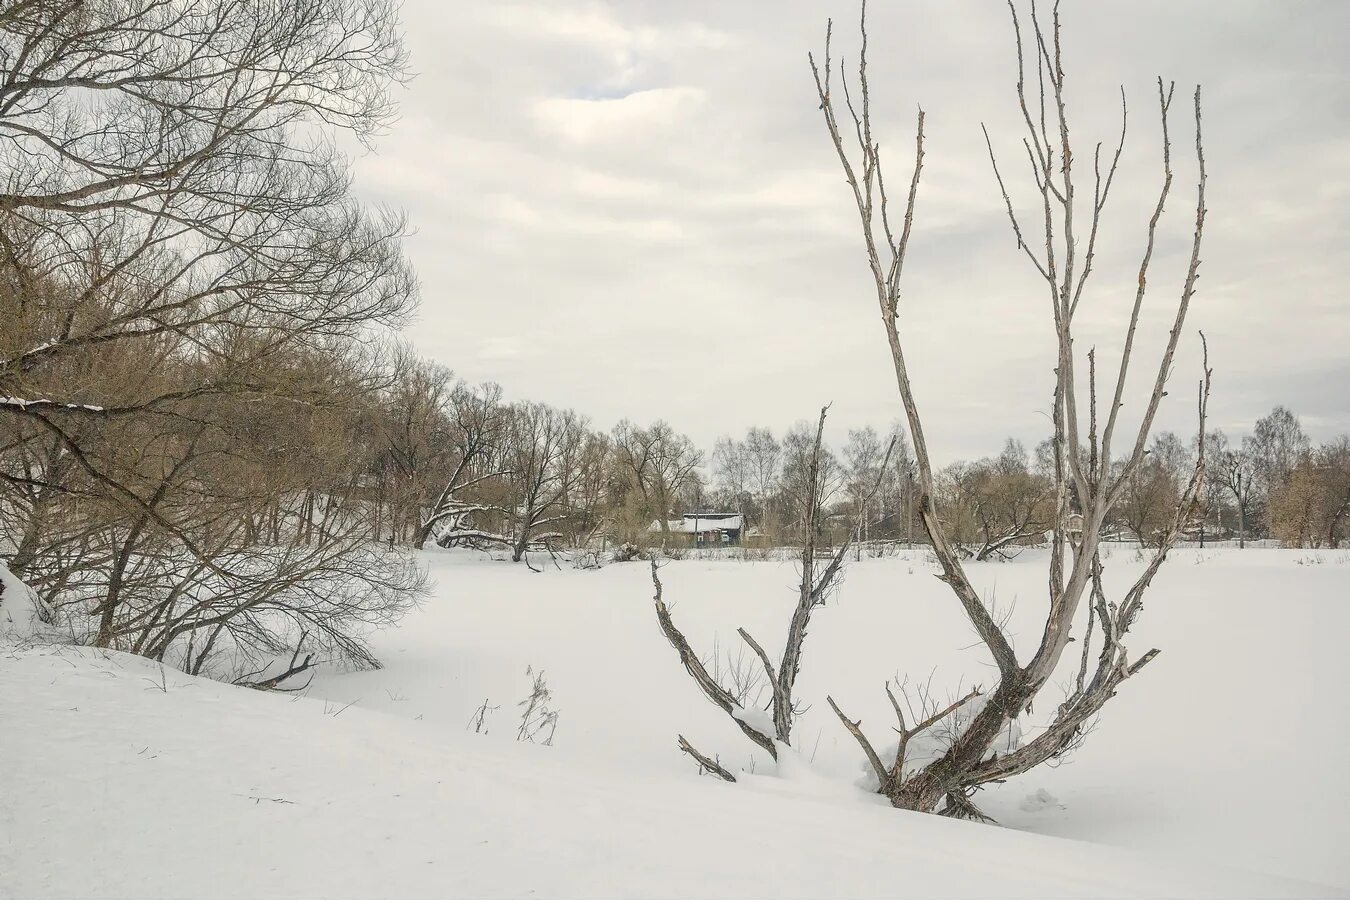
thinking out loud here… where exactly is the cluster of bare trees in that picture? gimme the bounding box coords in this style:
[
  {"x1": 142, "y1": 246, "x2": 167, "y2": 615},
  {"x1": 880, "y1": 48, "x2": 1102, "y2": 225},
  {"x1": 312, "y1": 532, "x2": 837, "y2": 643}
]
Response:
[
  {"x1": 942, "y1": 429, "x2": 1207, "y2": 554},
  {"x1": 1095, "y1": 403, "x2": 1350, "y2": 550},
  {"x1": 1206, "y1": 406, "x2": 1350, "y2": 549},
  {"x1": 940, "y1": 440, "x2": 1051, "y2": 560},
  {"x1": 365, "y1": 364, "x2": 708, "y2": 562},
  {"x1": 711, "y1": 422, "x2": 918, "y2": 546},
  {"x1": 381, "y1": 371, "x2": 822, "y2": 563},
  {"x1": 938, "y1": 404, "x2": 1350, "y2": 552},
  {"x1": 0, "y1": 0, "x2": 425, "y2": 679},
  {"x1": 369, "y1": 373, "x2": 1350, "y2": 565},
  {"x1": 389, "y1": 383, "x2": 1346, "y2": 560}
]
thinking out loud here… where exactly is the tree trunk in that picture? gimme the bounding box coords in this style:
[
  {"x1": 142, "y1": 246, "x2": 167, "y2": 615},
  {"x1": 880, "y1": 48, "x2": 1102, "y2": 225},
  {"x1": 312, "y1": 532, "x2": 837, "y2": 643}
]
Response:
[{"x1": 94, "y1": 520, "x2": 147, "y2": 647}]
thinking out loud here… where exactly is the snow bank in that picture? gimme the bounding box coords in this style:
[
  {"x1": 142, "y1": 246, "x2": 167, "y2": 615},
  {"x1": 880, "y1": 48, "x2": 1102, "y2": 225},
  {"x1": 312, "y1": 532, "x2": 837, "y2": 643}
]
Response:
[
  {"x1": 0, "y1": 644, "x2": 1334, "y2": 899},
  {"x1": 5, "y1": 548, "x2": 1349, "y2": 896},
  {"x1": 0, "y1": 561, "x2": 51, "y2": 642},
  {"x1": 730, "y1": 702, "x2": 777, "y2": 737},
  {"x1": 303, "y1": 548, "x2": 1350, "y2": 889}
]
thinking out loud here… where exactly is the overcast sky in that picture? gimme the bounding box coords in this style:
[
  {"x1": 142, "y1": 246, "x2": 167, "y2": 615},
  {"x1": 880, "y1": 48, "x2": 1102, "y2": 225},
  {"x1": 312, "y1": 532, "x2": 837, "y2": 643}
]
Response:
[{"x1": 347, "y1": 0, "x2": 1349, "y2": 461}]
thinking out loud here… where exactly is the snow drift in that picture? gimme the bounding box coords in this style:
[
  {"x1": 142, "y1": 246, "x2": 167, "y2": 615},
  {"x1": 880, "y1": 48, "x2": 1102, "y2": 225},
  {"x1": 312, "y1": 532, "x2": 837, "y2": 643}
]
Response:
[{"x1": 0, "y1": 643, "x2": 1335, "y2": 899}]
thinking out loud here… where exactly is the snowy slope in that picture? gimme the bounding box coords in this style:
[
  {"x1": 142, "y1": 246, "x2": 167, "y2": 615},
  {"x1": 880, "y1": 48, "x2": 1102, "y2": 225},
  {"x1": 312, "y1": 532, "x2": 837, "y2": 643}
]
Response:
[
  {"x1": 292, "y1": 547, "x2": 1350, "y2": 891},
  {"x1": 0, "y1": 643, "x2": 1336, "y2": 899}
]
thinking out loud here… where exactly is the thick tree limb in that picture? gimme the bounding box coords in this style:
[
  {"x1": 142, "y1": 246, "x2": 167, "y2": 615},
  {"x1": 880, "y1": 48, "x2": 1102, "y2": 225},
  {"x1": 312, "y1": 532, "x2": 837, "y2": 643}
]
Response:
[
  {"x1": 651, "y1": 561, "x2": 778, "y2": 760},
  {"x1": 827, "y1": 695, "x2": 889, "y2": 790},
  {"x1": 677, "y1": 735, "x2": 737, "y2": 783}
]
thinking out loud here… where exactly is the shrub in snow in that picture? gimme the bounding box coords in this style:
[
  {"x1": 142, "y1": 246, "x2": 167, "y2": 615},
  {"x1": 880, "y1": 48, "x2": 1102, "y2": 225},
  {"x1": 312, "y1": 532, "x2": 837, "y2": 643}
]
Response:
[
  {"x1": 0, "y1": 562, "x2": 53, "y2": 643},
  {"x1": 516, "y1": 667, "x2": 559, "y2": 746},
  {"x1": 570, "y1": 549, "x2": 605, "y2": 570},
  {"x1": 610, "y1": 542, "x2": 643, "y2": 563}
]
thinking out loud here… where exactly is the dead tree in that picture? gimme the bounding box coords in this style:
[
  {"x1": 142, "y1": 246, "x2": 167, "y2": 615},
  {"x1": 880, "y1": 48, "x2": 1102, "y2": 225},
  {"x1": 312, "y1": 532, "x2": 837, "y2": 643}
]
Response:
[
  {"x1": 804, "y1": 0, "x2": 1211, "y2": 816},
  {"x1": 652, "y1": 406, "x2": 895, "y2": 779},
  {"x1": 231, "y1": 633, "x2": 318, "y2": 692}
]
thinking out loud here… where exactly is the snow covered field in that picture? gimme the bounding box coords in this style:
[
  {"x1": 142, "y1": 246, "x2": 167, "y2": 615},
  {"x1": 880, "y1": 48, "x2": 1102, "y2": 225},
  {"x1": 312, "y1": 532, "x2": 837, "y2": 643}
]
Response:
[{"x1": 3, "y1": 547, "x2": 1348, "y2": 897}]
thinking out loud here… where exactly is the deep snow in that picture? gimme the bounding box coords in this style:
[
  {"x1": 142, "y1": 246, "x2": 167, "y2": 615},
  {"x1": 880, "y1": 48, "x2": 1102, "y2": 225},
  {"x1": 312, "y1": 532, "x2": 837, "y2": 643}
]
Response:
[
  {"x1": 2, "y1": 547, "x2": 1348, "y2": 897},
  {"x1": 0, "y1": 561, "x2": 45, "y2": 642}
]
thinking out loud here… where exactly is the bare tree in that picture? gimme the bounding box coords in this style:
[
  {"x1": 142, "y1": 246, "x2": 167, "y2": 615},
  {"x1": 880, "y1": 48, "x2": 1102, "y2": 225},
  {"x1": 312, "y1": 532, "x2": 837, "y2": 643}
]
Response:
[
  {"x1": 712, "y1": 436, "x2": 752, "y2": 520},
  {"x1": 1268, "y1": 437, "x2": 1350, "y2": 548},
  {"x1": 943, "y1": 439, "x2": 1052, "y2": 560},
  {"x1": 1213, "y1": 435, "x2": 1258, "y2": 547},
  {"x1": 1314, "y1": 438, "x2": 1350, "y2": 549},
  {"x1": 778, "y1": 416, "x2": 844, "y2": 548},
  {"x1": 844, "y1": 426, "x2": 886, "y2": 541},
  {"x1": 743, "y1": 426, "x2": 783, "y2": 541},
  {"x1": 885, "y1": 421, "x2": 919, "y2": 545},
  {"x1": 612, "y1": 420, "x2": 703, "y2": 547},
  {"x1": 652, "y1": 406, "x2": 895, "y2": 778},
  {"x1": 372, "y1": 345, "x2": 458, "y2": 545},
  {"x1": 1192, "y1": 430, "x2": 1231, "y2": 546},
  {"x1": 804, "y1": 0, "x2": 1212, "y2": 816},
  {"x1": 414, "y1": 381, "x2": 509, "y2": 550},
  {"x1": 1, "y1": 0, "x2": 414, "y2": 419},
  {"x1": 1247, "y1": 406, "x2": 1310, "y2": 537},
  {"x1": 1111, "y1": 433, "x2": 1186, "y2": 548},
  {"x1": 502, "y1": 402, "x2": 587, "y2": 564}
]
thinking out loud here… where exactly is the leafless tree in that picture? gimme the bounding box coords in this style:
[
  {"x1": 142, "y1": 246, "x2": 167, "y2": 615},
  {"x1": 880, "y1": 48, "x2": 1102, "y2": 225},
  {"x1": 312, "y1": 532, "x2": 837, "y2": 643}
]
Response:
[
  {"x1": 371, "y1": 345, "x2": 458, "y2": 545},
  {"x1": 414, "y1": 381, "x2": 510, "y2": 550},
  {"x1": 744, "y1": 426, "x2": 783, "y2": 540},
  {"x1": 803, "y1": 0, "x2": 1212, "y2": 816},
  {"x1": 943, "y1": 439, "x2": 1052, "y2": 560},
  {"x1": 1211, "y1": 435, "x2": 1258, "y2": 547},
  {"x1": 0, "y1": 0, "x2": 423, "y2": 679},
  {"x1": 501, "y1": 402, "x2": 587, "y2": 563},
  {"x1": 1111, "y1": 433, "x2": 1187, "y2": 548},
  {"x1": 0, "y1": 0, "x2": 416, "y2": 557},
  {"x1": 652, "y1": 405, "x2": 895, "y2": 779},
  {"x1": 1192, "y1": 430, "x2": 1231, "y2": 546},
  {"x1": 844, "y1": 426, "x2": 887, "y2": 541},
  {"x1": 612, "y1": 420, "x2": 703, "y2": 546},
  {"x1": 778, "y1": 416, "x2": 845, "y2": 549},
  {"x1": 1246, "y1": 406, "x2": 1310, "y2": 539},
  {"x1": 711, "y1": 436, "x2": 752, "y2": 520},
  {"x1": 1, "y1": 0, "x2": 414, "y2": 408},
  {"x1": 1268, "y1": 437, "x2": 1350, "y2": 549}
]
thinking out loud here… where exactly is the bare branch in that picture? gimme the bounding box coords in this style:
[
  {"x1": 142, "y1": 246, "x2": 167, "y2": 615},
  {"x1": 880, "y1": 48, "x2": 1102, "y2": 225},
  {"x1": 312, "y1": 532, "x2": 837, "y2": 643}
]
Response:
[
  {"x1": 650, "y1": 561, "x2": 778, "y2": 760},
  {"x1": 827, "y1": 695, "x2": 889, "y2": 790},
  {"x1": 677, "y1": 735, "x2": 737, "y2": 783}
]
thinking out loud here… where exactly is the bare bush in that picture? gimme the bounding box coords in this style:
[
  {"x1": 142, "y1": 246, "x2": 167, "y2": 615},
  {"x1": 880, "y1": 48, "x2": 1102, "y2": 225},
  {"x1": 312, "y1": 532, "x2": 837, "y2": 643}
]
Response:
[
  {"x1": 516, "y1": 666, "x2": 560, "y2": 746},
  {"x1": 467, "y1": 698, "x2": 499, "y2": 735}
]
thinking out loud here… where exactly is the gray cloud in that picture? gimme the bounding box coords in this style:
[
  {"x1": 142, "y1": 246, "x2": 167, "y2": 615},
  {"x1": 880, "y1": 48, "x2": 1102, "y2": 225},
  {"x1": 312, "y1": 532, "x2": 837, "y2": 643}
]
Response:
[{"x1": 347, "y1": 0, "x2": 1350, "y2": 459}]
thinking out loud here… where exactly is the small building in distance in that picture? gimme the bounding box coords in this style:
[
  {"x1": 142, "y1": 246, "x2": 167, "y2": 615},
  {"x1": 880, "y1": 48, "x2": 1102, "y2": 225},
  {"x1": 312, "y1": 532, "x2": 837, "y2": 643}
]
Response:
[{"x1": 649, "y1": 512, "x2": 746, "y2": 546}]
